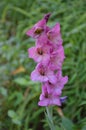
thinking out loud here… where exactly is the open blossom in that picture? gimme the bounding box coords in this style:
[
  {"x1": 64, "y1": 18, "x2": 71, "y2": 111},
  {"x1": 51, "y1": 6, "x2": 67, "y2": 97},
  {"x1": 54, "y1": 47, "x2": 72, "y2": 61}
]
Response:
[
  {"x1": 43, "y1": 71, "x2": 68, "y2": 95},
  {"x1": 48, "y1": 46, "x2": 65, "y2": 70},
  {"x1": 36, "y1": 33, "x2": 49, "y2": 46},
  {"x1": 28, "y1": 44, "x2": 50, "y2": 63},
  {"x1": 31, "y1": 63, "x2": 57, "y2": 84},
  {"x1": 26, "y1": 19, "x2": 46, "y2": 38},
  {"x1": 55, "y1": 71, "x2": 68, "y2": 88},
  {"x1": 38, "y1": 78, "x2": 68, "y2": 106},
  {"x1": 38, "y1": 85, "x2": 61, "y2": 106},
  {"x1": 47, "y1": 23, "x2": 63, "y2": 45},
  {"x1": 26, "y1": 13, "x2": 51, "y2": 39},
  {"x1": 26, "y1": 13, "x2": 68, "y2": 107},
  {"x1": 42, "y1": 82, "x2": 62, "y2": 96}
]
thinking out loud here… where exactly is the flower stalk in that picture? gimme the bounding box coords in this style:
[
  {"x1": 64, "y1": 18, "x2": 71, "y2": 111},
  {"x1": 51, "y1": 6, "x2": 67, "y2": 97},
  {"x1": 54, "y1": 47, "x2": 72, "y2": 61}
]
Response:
[
  {"x1": 46, "y1": 106, "x2": 55, "y2": 130},
  {"x1": 26, "y1": 13, "x2": 68, "y2": 129}
]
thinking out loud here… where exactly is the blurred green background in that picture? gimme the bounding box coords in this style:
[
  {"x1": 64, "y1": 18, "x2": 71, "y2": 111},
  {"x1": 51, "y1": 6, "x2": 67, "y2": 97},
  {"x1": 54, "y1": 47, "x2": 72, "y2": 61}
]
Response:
[{"x1": 0, "y1": 0, "x2": 86, "y2": 130}]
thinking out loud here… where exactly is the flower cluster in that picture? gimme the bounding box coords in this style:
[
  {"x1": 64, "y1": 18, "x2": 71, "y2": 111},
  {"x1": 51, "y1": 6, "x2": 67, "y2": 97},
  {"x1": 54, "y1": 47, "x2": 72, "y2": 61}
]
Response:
[{"x1": 26, "y1": 13, "x2": 68, "y2": 106}]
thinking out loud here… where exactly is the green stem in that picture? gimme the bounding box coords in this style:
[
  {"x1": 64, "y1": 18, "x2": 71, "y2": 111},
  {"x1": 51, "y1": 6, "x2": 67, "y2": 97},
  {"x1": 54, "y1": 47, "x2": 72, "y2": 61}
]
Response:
[{"x1": 46, "y1": 106, "x2": 55, "y2": 130}]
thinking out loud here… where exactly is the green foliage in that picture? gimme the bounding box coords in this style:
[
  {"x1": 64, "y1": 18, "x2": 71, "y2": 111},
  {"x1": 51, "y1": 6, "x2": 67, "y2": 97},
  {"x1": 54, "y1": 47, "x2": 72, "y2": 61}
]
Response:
[
  {"x1": 61, "y1": 117, "x2": 75, "y2": 130},
  {"x1": 82, "y1": 126, "x2": 86, "y2": 130},
  {"x1": 0, "y1": 0, "x2": 86, "y2": 130},
  {"x1": 8, "y1": 110, "x2": 21, "y2": 125}
]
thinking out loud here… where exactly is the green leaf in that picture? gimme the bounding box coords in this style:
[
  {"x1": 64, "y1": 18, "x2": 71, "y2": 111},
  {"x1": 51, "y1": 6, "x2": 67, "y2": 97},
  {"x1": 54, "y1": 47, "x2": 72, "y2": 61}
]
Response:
[
  {"x1": 55, "y1": 126, "x2": 61, "y2": 130},
  {"x1": 12, "y1": 118, "x2": 21, "y2": 125},
  {"x1": 13, "y1": 77, "x2": 29, "y2": 86},
  {"x1": 61, "y1": 117, "x2": 74, "y2": 130},
  {"x1": 79, "y1": 101, "x2": 86, "y2": 106},
  {"x1": 8, "y1": 110, "x2": 16, "y2": 118},
  {"x1": 8, "y1": 110, "x2": 21, "y2": 125},
  {"x1": 0, "y1": 87, "x2": 7, "y2": 96},
  {"x1": 13, "y1": 77, "x2": 39, "y2": 87},
  {"x1": 14, "y1": 92, "x2": 23, "y2": 106},
  {"x1": 82, "y1": 126, "x2": 86, "y2": 130}
]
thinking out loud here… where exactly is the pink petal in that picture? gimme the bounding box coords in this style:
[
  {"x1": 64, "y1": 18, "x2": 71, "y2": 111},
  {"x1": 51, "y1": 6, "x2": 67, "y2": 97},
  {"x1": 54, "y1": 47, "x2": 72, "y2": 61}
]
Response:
[
  {"x1": 38, "y1": 99, "x2": 49, "y2": 106},
  {"x1": 28, "y1": 47, "x2": 36, "y2": 59},
  {"x1": 62, "y1": 76, "x2": 68, "y2": 85},
  {"x1": 31, "y1": 70, "x2": 40, "y2": 81},
  {"x1": 52, "y1": 98, "x2": 61, "y2": 106},
  {"x1": 47, "y1": 71, "x2": 57, "y2": 84},
  {"x1": 52, "y1": 23, "x2": 60, "y2": 33},
  {"x1": 26, "y1": 27, "x2": 34, "y2": 37}
]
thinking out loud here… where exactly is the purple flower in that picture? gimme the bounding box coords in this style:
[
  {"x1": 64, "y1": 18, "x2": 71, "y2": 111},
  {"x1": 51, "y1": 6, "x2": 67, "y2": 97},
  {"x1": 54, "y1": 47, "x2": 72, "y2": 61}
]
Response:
[
  {"x1": 28, "y1": 44, "x2": 50, "y2": 63},
  {"x1": 38, "y1": 85, "x2": 61, "y2": 106},
  {"x1": 48, "y1": 46, "x2": 65, "y2": 70},
  {"x1": 26, "y1": 13, "x2": 68, "y2": 107},
  {"x1": 31, "y1": 63, "x2": 57, "y2": 84},
  {"x1": 42, "y1": 82, "x2": 62, "y2": 96},
  {"x1": 35, "y1": 33, "x2": 49, "y2": 46},
  {"x1": 42, "y1": 71, "x2": 68, "y2": 96},
  {"x1": 26, "y1": 13, "x2": 51, "y2": 39},
  {"x1": 26, "y1": 19, "x2": 46, "y2": 38},
  {"x1": 47, "y1": 23, "x2": 63, "y2": 45},
  {"x1": 56, "y1": 71, "x2": 68, "y2": 88}
]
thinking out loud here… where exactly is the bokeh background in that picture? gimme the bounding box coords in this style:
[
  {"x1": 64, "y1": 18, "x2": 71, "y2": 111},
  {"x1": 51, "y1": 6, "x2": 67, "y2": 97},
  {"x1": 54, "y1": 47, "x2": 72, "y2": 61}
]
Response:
[{"x1": 0, "y1": 0, "x2": 86, "y2": 130}]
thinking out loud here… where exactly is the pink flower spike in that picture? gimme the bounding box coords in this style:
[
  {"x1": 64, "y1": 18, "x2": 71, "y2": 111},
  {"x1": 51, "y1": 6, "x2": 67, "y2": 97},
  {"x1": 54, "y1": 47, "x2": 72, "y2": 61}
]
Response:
[
  {"x1": 26, "y1": 13, "x2": 68, "y2": 107},
  {"x1": 28, "y1": 45, "x2": 50, "y2": 63},
  {"x1": 38, "y1": 85, "x2": 61, "y2": 106},
  {"x1": 47, "y1": 23, "x2": 63, "y2": 45},
  {"x1": 31, "y1": 63, "x2": 57, "y2": 84}
]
